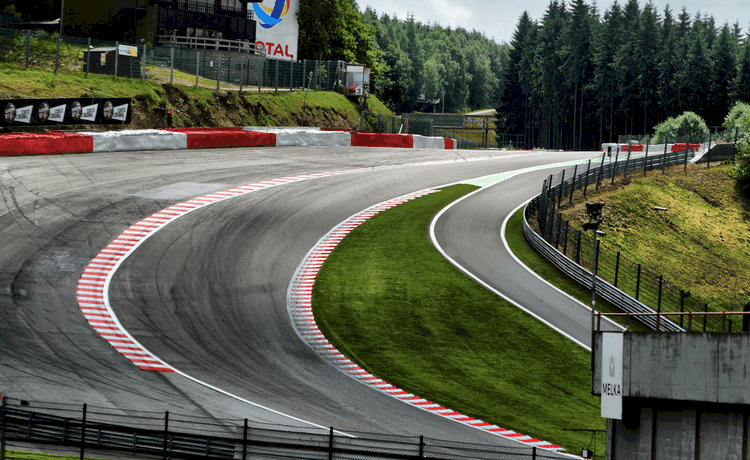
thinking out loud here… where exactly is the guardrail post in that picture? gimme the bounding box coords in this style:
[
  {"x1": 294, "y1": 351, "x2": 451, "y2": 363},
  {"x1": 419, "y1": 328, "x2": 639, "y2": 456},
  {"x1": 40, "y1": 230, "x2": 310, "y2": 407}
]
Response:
[
  {"x1": 80, "y1": 403, "x2": 87, "y2": 460},
  {"x1": 644, "y1": 138, "x2": 650, "y2": 175},
  {"x1": 163, "y1": 411, "x2": 169, "y2": 460},
  {"x1": 662, "y1": 140, "x2": 668, "y2": 174},
  {"x1": 328, "y1": 427, "x2": 334, "y2": 460},
  {"x1": 1, "y1": 396, "x2": 6, "y2": 460},
  {"x1": 684, "y1": 135, "x2": 690, "y2": 173},
  {"x1": 242, "y1": 419, "x2": 248, "y2": 460}
]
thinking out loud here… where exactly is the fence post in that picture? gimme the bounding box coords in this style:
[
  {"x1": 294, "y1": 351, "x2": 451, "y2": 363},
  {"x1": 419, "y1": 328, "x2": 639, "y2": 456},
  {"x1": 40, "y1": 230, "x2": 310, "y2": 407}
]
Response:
[
  {"x1": 532, "y1": 446, "x2": 537, "y2": 460},
  {"x1": 242, "y1": 419, "x2": 248, "y2": 460},
  {"x1": 419, "y1": 435, "x2": 425, "y2": 458},
  {"x1": 684, "y1": 135, "x2": 690, "y2": 172},
  {"x1": 558, "y1": 169, "x2": 565, "y2": 208},
  {"x1": 611, "y1": 148, "x2": 620, "y2": 185},
  {"x1": 644, "y1": 138, "x2": 650, "y2": 176},
  {"x1": 80, "y1": 403, "x2": 87, "y2": 460},
  {"x1": 656, "y1": 276, "x2": 663, "y2": 331},
  {"x1": 216, "y1": 54, "x2": 221, "y2": 90},
  {"x1": 328, "y1": 427, "x2": 334, "y2": 460},
  {"x1": 25, "y1": 30, "x2": 31, "y2": 68},
  {"x1": 597, "y1": 153, "x2": 606, "y2": 189},
  {"x1": 569, "y1": 164, "x2": 578, "y2": 204},
  {"x1": 163, "y1": 411, "x2": 169, "y2": 460},
  {"x1": 289, "y1": 60, "x2": 293, "y2": 91},
  {"x1": 584, "y1": 159, "x2": 591, "y2": 197},
  {"x1": 563, "y1": 222, "x2": 569, "y2": 256},
  {"x1": 1, "y1": 396, "x2": 6, "y2": 460},
  {"x1": 275, "y1": 59, "x2": 279, "y2": 91},
  {"x1": 614, "y1": 252, "x2": 620, "y2": 287},
  {"x1": 195, "y1": 51, "x2": 200, "y2": 86},
  {"x1": 635, "y1": 264, "x2": 641, "y2": 300},
  {"x1": 114, "y1": 41, "x2": 119, "y2": 78},
  {"x1": 239, "y1": 58, "x2": 244, "y2": 91},
  {"x1": 86, "y1": 37, "x2": 91, "y2": 73},
  {"x1": 707, "y1": 131, "x2": 712, "y2": 168},
  {"x1": 624, "y1": 143, "x2": 631, "y2": 179},
  {"x1": 170, "y1": 47, "x2": 174, "y2": 84},
  {"x1": 576, "y1": 230, "x2": 582, "y2": 264},
  {"x1": 704, "y1": 304, "x2": 708, "y2": 332},
  {"x1": 55, "y1": 36, "x2": 61, "y2": 73},
  {"x1": 142, "y1": 44, "x2": 146, "y2": 79}
]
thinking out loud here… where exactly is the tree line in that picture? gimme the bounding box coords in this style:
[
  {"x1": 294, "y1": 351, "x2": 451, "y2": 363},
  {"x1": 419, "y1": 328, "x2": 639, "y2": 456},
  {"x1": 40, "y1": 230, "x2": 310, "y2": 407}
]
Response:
[
  {"x1": 496, "y1": 0, "x2": 750, "y2": 150},
  {"x1": 298, "y1": 0, "x2": 508, "y2": 113}
]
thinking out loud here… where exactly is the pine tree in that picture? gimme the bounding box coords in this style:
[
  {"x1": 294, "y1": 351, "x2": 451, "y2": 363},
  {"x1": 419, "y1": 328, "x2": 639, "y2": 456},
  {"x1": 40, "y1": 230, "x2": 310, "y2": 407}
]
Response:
[
  {"x1": 708, "y1": 25, "x2": 738, "y2": 125},
  {"x1": 732, "y1": 39, "x2": 750, "y2": 104}
]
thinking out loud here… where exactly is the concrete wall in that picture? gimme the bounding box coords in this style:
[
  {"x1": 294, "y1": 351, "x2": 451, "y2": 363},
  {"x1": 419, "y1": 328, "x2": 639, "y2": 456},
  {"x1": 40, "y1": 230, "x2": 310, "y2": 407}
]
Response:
[
  {"x1": 595, "y1": 333, "x2": 750, "y2": 459},
  {"x1": 605, "y1": 400, "x2": 748, "y2": 460},
  {"x1": 593, "y1": 332, "x2": 750, "y2": 405}
]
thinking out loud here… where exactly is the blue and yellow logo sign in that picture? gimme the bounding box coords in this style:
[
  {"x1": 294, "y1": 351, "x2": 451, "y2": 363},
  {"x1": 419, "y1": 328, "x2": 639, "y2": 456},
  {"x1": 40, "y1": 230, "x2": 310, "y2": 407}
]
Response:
[{"x1": 253, "y1": 0, "x2": 291, "y2": 29}]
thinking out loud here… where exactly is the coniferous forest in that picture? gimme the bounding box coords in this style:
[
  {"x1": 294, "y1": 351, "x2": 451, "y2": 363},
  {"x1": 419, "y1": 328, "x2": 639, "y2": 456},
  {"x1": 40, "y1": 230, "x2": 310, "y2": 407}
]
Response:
[
  {"x1": 299, "y1": 0, "x2": 750, "y2": 151},
  {"x1": 497, "y1": 0, "x2": 750, "y2": 150}
]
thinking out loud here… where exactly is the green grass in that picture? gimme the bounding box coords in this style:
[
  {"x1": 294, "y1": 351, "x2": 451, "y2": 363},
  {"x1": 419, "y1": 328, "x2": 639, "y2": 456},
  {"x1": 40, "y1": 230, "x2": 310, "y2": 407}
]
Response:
[
  {"x1": 1, "y1": 451, "x2": 106, "y2": 460},
  {"x1": 558, "y1": 164, "x2": 750, "y2": 314},
  {"x1": 313, "y1": 184, "x2": 605, "y2": 455}
]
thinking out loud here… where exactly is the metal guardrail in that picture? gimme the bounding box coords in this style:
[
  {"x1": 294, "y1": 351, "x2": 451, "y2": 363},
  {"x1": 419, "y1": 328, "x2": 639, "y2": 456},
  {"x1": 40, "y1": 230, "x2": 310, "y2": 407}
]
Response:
[
  {"x1": 522, "y1": 147, "x2": 699, "y2": 332},
  {"x1": 0, "y1": 398, "x2": 568, "y2": 460},
  {"x1": 158, "y1": 35, "x2": 260, "y2": 54}
]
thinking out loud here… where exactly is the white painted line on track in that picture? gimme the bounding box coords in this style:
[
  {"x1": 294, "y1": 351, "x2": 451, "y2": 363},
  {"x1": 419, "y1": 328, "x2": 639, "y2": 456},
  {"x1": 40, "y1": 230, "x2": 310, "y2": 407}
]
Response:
[{"x1": 287, "y1": 189, "x2": 575, "y2": 453}]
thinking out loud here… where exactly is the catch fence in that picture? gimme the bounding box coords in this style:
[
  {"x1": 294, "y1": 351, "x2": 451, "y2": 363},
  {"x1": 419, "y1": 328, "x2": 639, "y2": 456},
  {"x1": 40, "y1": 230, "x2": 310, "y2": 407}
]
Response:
[
  {"x1": 0, "y1": 397, "x2": 568, "y2": 460},
  {"x1": 524, "y1": 142, "x2": 745, "y2": 333}
]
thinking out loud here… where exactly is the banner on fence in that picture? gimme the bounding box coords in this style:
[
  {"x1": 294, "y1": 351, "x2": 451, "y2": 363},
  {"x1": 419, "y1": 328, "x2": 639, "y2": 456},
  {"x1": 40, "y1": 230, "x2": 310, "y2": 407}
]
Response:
[
  {"x1": 253, "y1": 0, "x2": 299, "y2": 61},
  {"x1": 1, "y1": 98, "x2": 131, "y2": 127}
]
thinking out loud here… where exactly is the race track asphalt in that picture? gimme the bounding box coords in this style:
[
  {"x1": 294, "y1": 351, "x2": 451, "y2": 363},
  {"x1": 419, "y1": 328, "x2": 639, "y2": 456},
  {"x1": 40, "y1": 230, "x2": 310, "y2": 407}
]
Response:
[{"x1": 0, "y1": 146, "x2": 602, "y2": 448}]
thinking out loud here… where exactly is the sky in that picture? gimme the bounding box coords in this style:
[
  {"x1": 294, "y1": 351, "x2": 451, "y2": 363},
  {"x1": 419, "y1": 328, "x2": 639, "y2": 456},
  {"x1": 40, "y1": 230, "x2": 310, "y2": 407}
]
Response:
[{"x1": 361, "y1": 0, "x2": 750, "y2": 45}]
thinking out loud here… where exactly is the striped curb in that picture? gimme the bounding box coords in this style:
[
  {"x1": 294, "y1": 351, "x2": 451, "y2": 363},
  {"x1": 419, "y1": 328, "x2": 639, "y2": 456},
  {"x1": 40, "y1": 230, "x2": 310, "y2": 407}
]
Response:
[
  {"x1": 287, "y1": 191, "x2": 565, "y2": 452},
  {"x1": 74, "y1": 155, "x2": 497, "y2": 371}
]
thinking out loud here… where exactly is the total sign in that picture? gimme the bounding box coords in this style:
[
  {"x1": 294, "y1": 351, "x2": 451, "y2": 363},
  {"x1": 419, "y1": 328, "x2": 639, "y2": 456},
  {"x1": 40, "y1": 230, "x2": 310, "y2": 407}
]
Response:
[
  {"x1": 601, "y1": 332, "x2": 623, "y2": 420},
  {"x1": 254, "y1": 0, "x2": 299, "y2": 61}
]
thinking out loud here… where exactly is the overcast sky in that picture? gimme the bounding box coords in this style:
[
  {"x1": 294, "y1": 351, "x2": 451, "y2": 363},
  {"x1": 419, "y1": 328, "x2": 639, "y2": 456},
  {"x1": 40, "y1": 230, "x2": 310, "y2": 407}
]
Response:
[{"x1": 361, "y1": 0, "x2": 750, "y2": 45}]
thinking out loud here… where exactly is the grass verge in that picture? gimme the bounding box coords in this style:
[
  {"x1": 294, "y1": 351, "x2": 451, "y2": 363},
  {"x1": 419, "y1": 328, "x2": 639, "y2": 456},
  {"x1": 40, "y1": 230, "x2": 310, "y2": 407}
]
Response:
[{"x1": 312, "y1": 184, "x2": 605, "y2": 455}]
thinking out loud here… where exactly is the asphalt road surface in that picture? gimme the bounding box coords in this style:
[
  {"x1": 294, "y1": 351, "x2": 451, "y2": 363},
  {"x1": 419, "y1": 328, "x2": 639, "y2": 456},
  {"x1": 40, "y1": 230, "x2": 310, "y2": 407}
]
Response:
[{"x1": 0, "y1": 146, "x2": 601, "y2": 448}]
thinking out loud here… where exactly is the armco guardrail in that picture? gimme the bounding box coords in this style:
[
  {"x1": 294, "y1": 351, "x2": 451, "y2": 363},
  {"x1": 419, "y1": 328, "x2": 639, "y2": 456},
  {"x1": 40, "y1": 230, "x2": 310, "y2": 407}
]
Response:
[
  {"x1": 0, "y1": 398, "x2": 568, "y2": 460},
  {"x1": 522, "y1": 146, "x2": 701, "y2": 332}
]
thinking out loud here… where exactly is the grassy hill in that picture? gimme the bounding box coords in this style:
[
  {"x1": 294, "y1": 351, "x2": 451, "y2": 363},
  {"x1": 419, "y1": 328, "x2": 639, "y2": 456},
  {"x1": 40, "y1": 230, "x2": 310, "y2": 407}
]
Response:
[{"x1": 0, "y1": 61, "x2": 393, "y2": 131}]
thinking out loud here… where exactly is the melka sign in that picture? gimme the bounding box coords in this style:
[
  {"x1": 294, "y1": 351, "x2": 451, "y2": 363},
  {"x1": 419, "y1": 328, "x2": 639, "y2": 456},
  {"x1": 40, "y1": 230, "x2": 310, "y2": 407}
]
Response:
[{"x1": 601, "y1": 332, "x2": 623, "y2": 420}]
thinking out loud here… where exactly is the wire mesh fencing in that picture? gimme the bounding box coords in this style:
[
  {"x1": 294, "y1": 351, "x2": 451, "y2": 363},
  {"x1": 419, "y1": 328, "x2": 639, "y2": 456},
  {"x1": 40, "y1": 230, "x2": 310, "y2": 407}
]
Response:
[
  {"x1": 0, "y1": 397, "x2": 569, "y2": 460},
  {"x1": 525, "y1": 142, "x2": 746, "y2": 333}
]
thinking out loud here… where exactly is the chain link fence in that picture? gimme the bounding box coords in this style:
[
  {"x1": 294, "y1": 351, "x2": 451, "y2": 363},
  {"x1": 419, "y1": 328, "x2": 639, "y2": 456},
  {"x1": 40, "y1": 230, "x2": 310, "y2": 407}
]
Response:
[
  {"x1": 525, "y1": 141, "x2": 746, "y2": 333},
  {"x1": 0, "y1": 397, "x2": 568, "y2": 460}
]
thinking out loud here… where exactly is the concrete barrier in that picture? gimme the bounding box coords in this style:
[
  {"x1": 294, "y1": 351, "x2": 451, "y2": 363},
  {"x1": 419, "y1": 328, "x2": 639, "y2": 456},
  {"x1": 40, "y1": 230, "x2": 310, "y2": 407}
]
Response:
[
  {"x1": 165, "y1": 128, "x2": 276, "y2": 149},
  {"x1": 351, "y1": 132, "x2": 413, "y2": 149},
  {"x1": 412, "y1": 134, "x2": 445, "y2": 150},
  {"x1": 275, "y1": 130, "x2": 351, "y2": 147},
  {"x1": 90, "y1": 129, "x2": 188, "y2": 153},
  {"x1": 0, "y1": 132, "x2": 93, "y2": 156}
]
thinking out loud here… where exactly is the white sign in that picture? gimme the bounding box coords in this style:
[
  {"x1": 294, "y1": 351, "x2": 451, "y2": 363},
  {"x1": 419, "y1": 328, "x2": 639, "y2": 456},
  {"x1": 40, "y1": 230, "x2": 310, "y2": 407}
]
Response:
[
  {"x1": 118, "y1": 44, "x2": 138, "y2": 57},
  {"x1": 601, "y1": 332, "x2": 623, "y2": 419},
  {"x1": 15, "y1": 105, "x2": 33, "y2": 123},
  {"x1": 253, "y1": 0, "x2": 299, "y2": 61},
  {"x1": 81, "y1": 104, "x2": 98, "y2": 122},
  {"x1": 112, "y1": 103, "x2": 129, "y2": 122},
  {"x1": 49, "y1": 104, "x2": 66, "y2": 123}
]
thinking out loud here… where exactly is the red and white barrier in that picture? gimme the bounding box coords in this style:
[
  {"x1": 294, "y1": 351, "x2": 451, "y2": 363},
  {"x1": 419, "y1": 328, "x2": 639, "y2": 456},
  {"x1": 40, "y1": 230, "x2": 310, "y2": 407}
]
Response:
[{"x1": 0, "y1": 128, "x2": 460, "y2": 156}]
